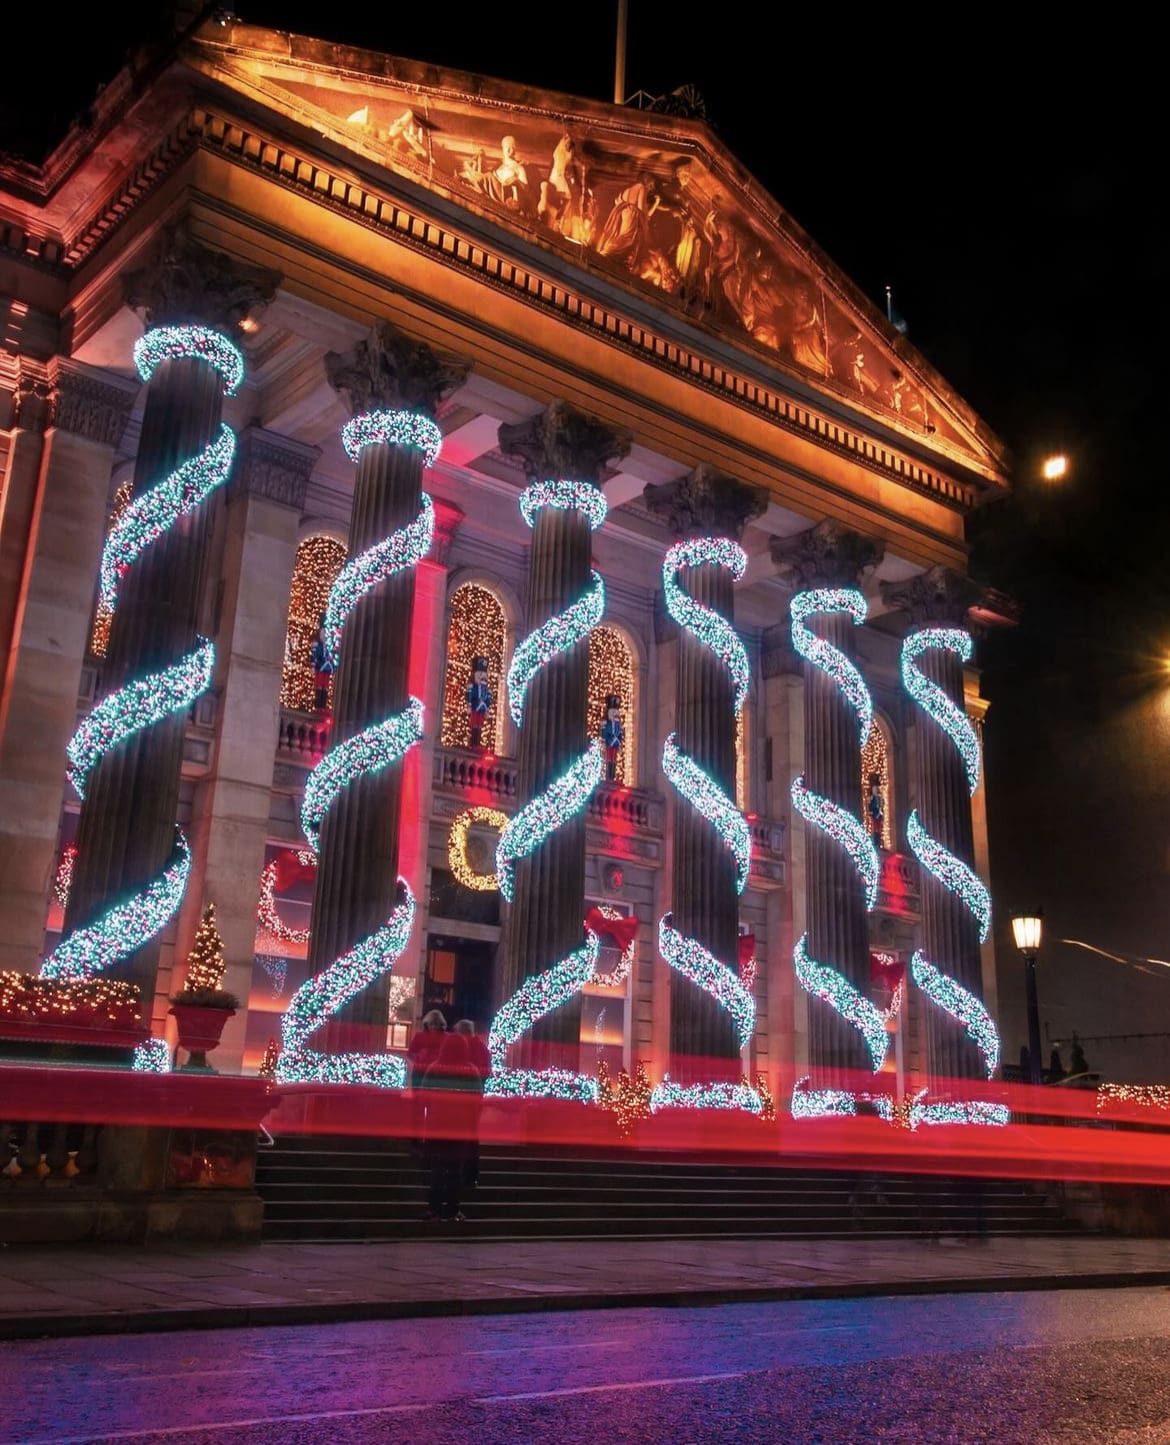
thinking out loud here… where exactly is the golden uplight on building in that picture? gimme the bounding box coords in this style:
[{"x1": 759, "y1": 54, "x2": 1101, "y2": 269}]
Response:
[{"x1": 1041, "y1": 453, "x2": 1068, "y2": 482}]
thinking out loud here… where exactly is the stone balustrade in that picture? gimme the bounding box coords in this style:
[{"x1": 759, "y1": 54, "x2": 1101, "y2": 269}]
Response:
[
  {"x1": 277, "y1": 707, "x2": 330, "y2": 761},
  {"x1": 432, "y1": 746, "x2": 520, "y2": 802}
]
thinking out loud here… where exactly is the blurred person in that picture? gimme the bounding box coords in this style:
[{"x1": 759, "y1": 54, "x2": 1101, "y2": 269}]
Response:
[
  {"x1": 422, "y1": 1030, "x2": 482, "y2": 1222},
  {"x1": 454, "y1": 1019, "x2": 491, "y2": 1188}
]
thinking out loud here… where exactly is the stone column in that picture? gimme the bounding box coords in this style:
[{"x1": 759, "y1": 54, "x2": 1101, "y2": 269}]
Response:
[
  {"x1": 882, "y1": 566, "x2": 987, "y2": 1083},
  {"x1": 772, "y1": 521, "x2": 883, "y2": 1089},
  {"x1": 645, "y1": 468, "x2": 767, "y2": 1080},
  {"x1": 307, "y1": 323, "x2": 468, "y2": 1049},
  {"x1": 497, "y1": 402, "x2": 630, "y2": 1061},
  {"x1": 64, "y1": 227, "x2": 280, "y2": 996},
  {"x1": 0, "y1": 361, "x2": 137, "y2": 973},
  {"x1": 176, "y1": 427, "x2": 318, "y2": 1070}
]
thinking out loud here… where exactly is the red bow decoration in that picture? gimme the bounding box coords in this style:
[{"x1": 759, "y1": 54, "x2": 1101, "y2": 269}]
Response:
[
  {"x1": 272, "y1": 849, "x2": 318, "y2": 892},
  {"x1": 870, "y1": 952, "x2": 907, "y2": 987},
  {"x1": 738, "y1": 933, "x2": 756, "y2": 967},
  {"x1": 585, "y1": 907, "x2": 639, "y2": 952}
]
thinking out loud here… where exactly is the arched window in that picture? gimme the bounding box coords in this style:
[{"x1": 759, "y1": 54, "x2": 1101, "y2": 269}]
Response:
[
  {"x1": 587, "y1": 625, "x2": 636, "y2": 785},
  {"x1": 280, "y1": 535, "x2": 348, "y2": 712},
  {"x1": 861, "y1": 716, "x2": 893, "y2": 850},
  {"x1": 89, "y1": 479, "x2": 134, "y2": 658},
  {"x1": 441, "y1": 582, "x2": 507, "y2": 752}
]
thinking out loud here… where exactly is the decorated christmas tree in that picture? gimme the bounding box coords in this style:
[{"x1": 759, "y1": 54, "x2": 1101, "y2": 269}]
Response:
[{"x1": 172, "y1": 903, "x2": 237, "y2": 1007}]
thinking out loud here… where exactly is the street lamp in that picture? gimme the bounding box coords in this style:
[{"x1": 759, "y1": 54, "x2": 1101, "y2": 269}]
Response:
[
  {"x1": 1041, "y1": 454, "x2": 1069, "y2": 482},
  {"x1": 1011, "y1": 910, "x2": 1044, "y2": 1085}
]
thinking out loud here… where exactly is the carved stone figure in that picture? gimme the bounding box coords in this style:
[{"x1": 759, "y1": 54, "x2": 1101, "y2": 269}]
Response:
[
  {"x1": 538, "y1": 133, "x2": 594, "y2": 245},
  {"x1": 596, "y1": 174, "x2": 660, "y2": 270},
  {"x1": 385, "y1": 108, "x2": 429, "y2": 161}
]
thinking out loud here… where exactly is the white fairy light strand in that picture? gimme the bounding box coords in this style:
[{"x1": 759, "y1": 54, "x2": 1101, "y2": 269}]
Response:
[
  {"x1": 902, "y1": 628, "x2": 981, "y2": 795},
  {"x1": 662, "y1": 536, "x2": 750, "y2": 712},
  {"x1": 790, "y1": 776, "x2": 879, "y2": 909},
  {"x1": 789, "y1": 588, "x2": 872, "y2": 747},
  {"x1": 132, "y1": 1038, "x2": 173, "y2": 1073},
  {"x1": 793, "y1": 933, "x2": 889, "y2": 1072},
  {"x1": 341, "y1": 410, "x2": 442, "y2": 468},
  {"x1": 650, "y1": 1078, "x2": 763, "y2": 1114},
  {"x1": 592, "y1": 904, "x2": 635, "y2": 988},
  {"x1": 663, "y1": 733, "x2": 751, "y2": 893},
  {"x1": 658, "y1": 915, "x2": 756, "y2": 1052},
  {"x1": 448, "y1": 807, "x2": 509, "y2": 891},
  {"x1": 906, "y1": 811, "x2": 991, "y2": 943},
  {"x1": 911, "y1": 952, "x2": 1000, "y2": 1077},
  {"x1": 301, "y1": 698, "x2": 424, "y2": 852},
  {"x1": 488, "y1": 480, "x2": 607, "y2": 1101},
  {"x1": 256, "y1": 849, "x2": 316, "y2": 947}
]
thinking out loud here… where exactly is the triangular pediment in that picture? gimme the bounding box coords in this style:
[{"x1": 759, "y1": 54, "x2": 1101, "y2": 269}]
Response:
[{"x1": 187, "y1": 27, "x2": 1003, "y2": 477}]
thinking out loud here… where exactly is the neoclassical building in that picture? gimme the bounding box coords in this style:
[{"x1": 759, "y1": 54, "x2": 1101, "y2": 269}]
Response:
[{"x1": 0, "y1": 18, "x2": 1012, "y2": 1119}]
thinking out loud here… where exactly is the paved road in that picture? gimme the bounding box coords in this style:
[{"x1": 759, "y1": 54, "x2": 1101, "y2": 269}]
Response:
[{"x1": 3, "y1": 1287, "x2": 1170, "y2": 1444}]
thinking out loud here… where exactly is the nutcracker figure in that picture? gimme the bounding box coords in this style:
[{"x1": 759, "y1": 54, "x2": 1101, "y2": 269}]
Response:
[
  {"x1": 310, "y1": 613, "x2": 333, "y2": 713},
  {"x1": 601, "y1": 693, "x2": 624, "y2": 782},
  {"x1": 866, "y1": 771, "x2": 884, "y2": 846},
  {"x1": 467, "y1": 656, "x2": 492, "y2": 750}
]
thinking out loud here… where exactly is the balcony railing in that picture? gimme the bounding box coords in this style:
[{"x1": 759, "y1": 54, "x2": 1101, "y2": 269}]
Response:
[
  {"x1": 433, "y1": 746, "x2": 518, "y2": 801},
  {"x1": 277, "y1": 708, "x2": 330, "y2": 761}
]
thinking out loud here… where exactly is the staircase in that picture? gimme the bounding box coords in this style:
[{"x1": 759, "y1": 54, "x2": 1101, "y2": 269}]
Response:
[{"x1": 256, "y1": 1135, "x2": 1082, "y2": 1242}]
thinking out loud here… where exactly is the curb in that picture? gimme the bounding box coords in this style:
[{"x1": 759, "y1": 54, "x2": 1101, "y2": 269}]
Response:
[{"x1": 4, "y1": 1269, "x2": 1170, "y2": 1341}]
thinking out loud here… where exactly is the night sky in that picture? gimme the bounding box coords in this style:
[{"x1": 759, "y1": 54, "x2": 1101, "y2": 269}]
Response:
[{"x1": 3, "y1": 4, "x2": 1165, "y2": 1070}]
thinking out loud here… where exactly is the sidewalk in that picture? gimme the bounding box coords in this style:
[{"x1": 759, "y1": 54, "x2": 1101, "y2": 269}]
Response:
[{"x1": 1, "y1": 1234, "x2": 1168, "y2": 1339}]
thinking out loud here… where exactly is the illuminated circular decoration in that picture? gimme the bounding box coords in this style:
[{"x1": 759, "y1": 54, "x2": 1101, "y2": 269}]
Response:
[
  {"x1": 41, "y1": 325, "x2": 240, "y2": 985},
  {"x1": 341, "y1": 410, "x2": 441, "y2": 467},
  {"x1": 655, "y1": 536, "x2": 758, "y2": 1115},
  {"x1": 901, "y1": 626, "x2": 1001, "y2": 1109},
  {"x1": 448, "y1": 807, "x2": 508, "y2": 891},
  {"x1": 592, "y1": 904, "x2": 635, "y2": 988},
  {"x1": 278, "y1": 442, "x2": 434, "y2": 1089},
  {"x1": 788, "y1": 587, "x2": 879, "y2": 1119},
  {"x1": 257, "y1": 849, "x2": 317, "y2": 947},
  {"x1": 489, "y1": 480, "x2": 607, "y2": 1102}
]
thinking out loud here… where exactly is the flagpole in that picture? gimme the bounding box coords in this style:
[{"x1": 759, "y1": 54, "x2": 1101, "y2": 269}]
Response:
[{"x1": 614, "y1": 0, "x2": 628, "y2": 104}]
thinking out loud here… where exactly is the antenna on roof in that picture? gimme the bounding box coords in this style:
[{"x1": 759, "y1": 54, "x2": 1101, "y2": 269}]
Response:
[
  {"x1": 885, "y1": 285, "x2": 909, "y2": 336},
  {"x1": 614, "y1": 0, "x2": 628, "y2": 104}
]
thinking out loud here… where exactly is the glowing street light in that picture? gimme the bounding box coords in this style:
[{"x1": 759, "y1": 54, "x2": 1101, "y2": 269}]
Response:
[
  {"x1": 1011, "y1": 910, "x2": 1044, "y2": 1085},
  {"x1": 1041, "y1": 454, "x2": 1068, "y2": 482}
]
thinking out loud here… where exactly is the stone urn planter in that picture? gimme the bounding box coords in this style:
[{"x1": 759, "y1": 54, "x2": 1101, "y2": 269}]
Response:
[{"x1": 168, "y1": 995, "x2": 238, "y2": 1071}]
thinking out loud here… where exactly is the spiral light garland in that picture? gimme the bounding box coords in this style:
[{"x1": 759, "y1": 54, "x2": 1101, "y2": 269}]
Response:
[
  {"x1": 277, "y1": 412, "x2": 435, "y2": 1087},
  {"x1": 788, "y1": 587, "x2": 879, "y2": 1118},
  {"x1": 489, "y1": 480, "x2": 607, "y2": 1102},
  {"x1": 902, "y1": 626, "x2": 1002, "y2": 1112},
  {"x1": 40, "y1": 326, "x2": 242, "y2": 986},
  {"x1": 655, "y1": 536, "x2": 757, "y2": 1114}
]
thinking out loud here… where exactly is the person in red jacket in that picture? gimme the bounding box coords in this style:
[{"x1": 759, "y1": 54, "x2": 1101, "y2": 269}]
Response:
[
  {"x1": 454, "y1": 1019, "x2": 491, "y2": 1191},
  {"x1": 422, "y1": 1031, "x2": 482, "y2": 1221},
  {"x1": 407, "y1": 1009, "x2": 447, "y2": 1150}
]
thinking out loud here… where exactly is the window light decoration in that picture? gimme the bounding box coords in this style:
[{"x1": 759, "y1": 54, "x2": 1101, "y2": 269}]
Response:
[
  {"x1": 321, "y1": 493, "x2": 435, "y2": 668},
  {"x1": 42, "y1": 325, "x2": 243, "y2": 986},
  {"x1": 448, "y1": 807, "x2": 508, "y2": 891},
  {"x1": 340, "y1": 410, "x2": 442, "y2": 468},
  {"x1": 440, "y1": 583, "x2": 506, "y2": 751},
  {"x1": 860, "y1": 718, "x2": 893, "y2": 850},
  {"x1": 52, "y1": 846, "x2": 78, "y2": 911},
  {"x1": 901, "y1": 626, "x2": 1001, "y2": 1123},
  {"x1": 90, "y1": 479, "x2": 134, "y2": 659},
  {"x1": 789, "y1": 588, "x2": 872, "y2": 747},
  {"x1": 656, "y1": 535, "x2": 757, "y2": 1112},
  {"x1": 301, "y1": 697, "x2": 424, "y2": 852},
  {"x1": 587, "y1": 626, "x2": 636, "y2": 785},
  {"x1": 280, "y1": 535, "x2": 348, "y2": 712},
  {"x1": 489, "y1": 480, "x2": 607, "y2": 1101},
  {"x1": 485, "y1": 931, "x2": 602, "y2": 1103},
  {"x1": 66, "y1": 640, "x2": 214, "y2": 797},
  {"x1": 788, "y1": 587, "x2": 877, "y2": 1118},
  {"x1": 790, "y1": 776, "x2": 880, "y2": 909},
  {"x1": 257, "y1": 849, "x2": 316, "y2": 947},
  {"x1": 1097, "y1": 1084, "x2": 1170, "y2": 1113},
  {"x1": 132, "y1": 1037, "x2": 172, "y2": 1073},
  {"x1": 41, "y1": 831, "x2": 192, "y2": 982},
  {"x1": 279, "y1": 434, "x2": 436, "y2": 1087},
  {"x1": 0, "y1": 972, "x2": 140, "y2": 1028},
  {"x1": 793, "y1": 933, "x2": 889, "y2": 1072}
]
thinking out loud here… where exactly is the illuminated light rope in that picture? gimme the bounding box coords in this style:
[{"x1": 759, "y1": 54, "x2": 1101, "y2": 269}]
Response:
[
  {"x1": 301, "y1": 697, "x2": 424, "y2": 853},
  {"x1": 905, "y1": 813, "x2": 991, "y2": 944},
  {"x1": 42, "y1": 832, "x2": 191, "y2": 982},
  {"x1": 322, "y1": 493, "x2": 434, "y2": 667},
  {"x1": 448, "y1": 807, "x2": 509, "y2": 892},
  {"x1": 41, "y1": 326, "x2": 242, "y2": 986},
  {"x1": 281, "y1": 441, "x2": 436, "y2": 1087},
  {"x1": 66, "y1": 640, "x2": 214, "y2": 796},
  {"x1": 592, "y1": 904, "x2": 635, "y2": 988},
  {"x1": 788, "y1": 588, "x2": 877, "y2": 1118},
  {"x1": 663, "y1": 733, "x2": 750, "y2": 893},
  {"x1": 485, "y1": 932, "x2": 601, "y2": 1103},
  {"x1": 911, "y1": 952, "x2": 1000, "y2": 1077},
  {"x1": 657, "y1": 535, "x2": 757, "y2": 1113},
  {"x1": 790, "y1": 776, "x2": 879, "y2": 909},
  {"x1": 790, "y1": 588, "x2": 872, "y2": 748},
  {"x1": 790, "y1": 1076, "x2": 895, "y2": 1120},
  {"x1": 277, "y1": 883, "x2": 416, "y2": 1088},
  {"x1": 793, "y1": 933, "x2": 889, "y2": 1071},
  {"x1": 490, "y1": 480, "x2": 607, "y2": 1101},
  {"x1": 902, "y1": 629, "x2": 980, "y2": 794},
  {"x1": 257, "y1": 849, "x2": 317, "y2": 947},
  {"x1": 902, "y1": 625, "x2": 1002, "y2": 1123}
]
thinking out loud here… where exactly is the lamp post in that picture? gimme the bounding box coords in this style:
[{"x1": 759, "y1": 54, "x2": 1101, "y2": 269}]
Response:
[{"x1": 1011, "y1": 910, "x2": 1044, "y2": 1085}]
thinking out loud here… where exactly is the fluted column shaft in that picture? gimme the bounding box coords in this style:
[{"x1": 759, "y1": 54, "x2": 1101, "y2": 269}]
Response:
[
  {"x1": 503, "y1": 505, "x2": 592, "y2": 1054},
  {"x1": 307, "y1": 439, "x2": 420, "y2": 1042},
  {"x1": 913, "y1": 644, "x2": 984, "y2": 1081},
  {"x1": 801, "y1": 609, "x2": 873, "y2": 1084},
  {"x1": 65, "y1": 357, "x2": 223, "y2": 996},
  {"x1": 670, "y1": 561, "x2": 740, "y2": 1072}
]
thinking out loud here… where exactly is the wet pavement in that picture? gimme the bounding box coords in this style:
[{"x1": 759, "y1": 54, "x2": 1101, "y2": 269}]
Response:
[{"x1": 3, "y1": 1286, "x2": 1170, "y2": 1443}]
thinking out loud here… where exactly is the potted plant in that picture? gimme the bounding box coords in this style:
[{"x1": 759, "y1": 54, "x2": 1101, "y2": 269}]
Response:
[{"x1": 168, "y1": 903, "x2": 239, "y2": 1071}]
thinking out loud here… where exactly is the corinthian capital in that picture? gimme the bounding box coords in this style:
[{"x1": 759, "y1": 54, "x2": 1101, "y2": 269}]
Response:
[
  {"x1": 497, "y1": 400, "x2": 631, "y2": 483},
  {"x1": 770, "y1": 520, "x2": 883, "y2": 589},
  {"x1": 121, "y1": 223, "x2": 281, "y2": 332},
  {"x1": 325, "y1": 321, "x2": 470, "y2": 418},
  {"x1": 880, "y1": 565, "x2": 984, "y2": 626},
  {"x1": 643, "y1": 465, "x2": 767, "y2": 541}
]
